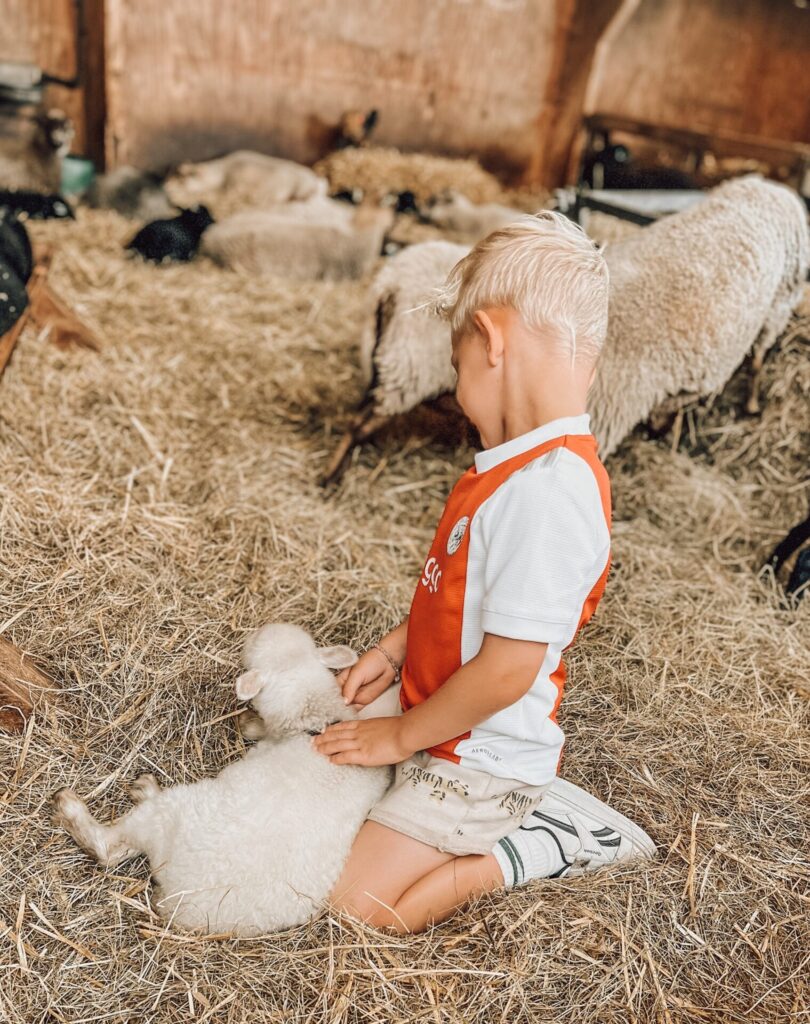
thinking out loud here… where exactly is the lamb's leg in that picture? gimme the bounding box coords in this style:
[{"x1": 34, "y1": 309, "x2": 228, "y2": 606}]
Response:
[
  {"x1": 238, "y1": 709, "x2": 267, "y2": 741},
  {"x1": 320, "y1": 407, "x2": 391, "y2": 486},
  {"x1": 127, "y1": 773, "x2": 162, "y2": 802},
  {"x1": 746, "y1": 340, "x2": 767, "y2": 416},
  {"x1": 52, "y1": 788, "x2": 152, "y2": 868}
]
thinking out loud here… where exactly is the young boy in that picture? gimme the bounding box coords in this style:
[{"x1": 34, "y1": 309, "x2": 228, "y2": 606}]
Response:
[{"x1": 312, "y1": 213, "x2": 654, "y2": 933}]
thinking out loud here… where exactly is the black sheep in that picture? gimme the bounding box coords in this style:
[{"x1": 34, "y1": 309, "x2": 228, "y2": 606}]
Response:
[
  {"x1": 0, "y1": 189, "x2": 74, "y2": 220},
  {"x1": 0, "y1": 214, "x2": 33, "y2": 335},
  {"x1": 126, "y1": 206, "x2": 214, "y2": 263},
  {"x1": 766, "y1": 514, "x2": 810, "y2": 601}
]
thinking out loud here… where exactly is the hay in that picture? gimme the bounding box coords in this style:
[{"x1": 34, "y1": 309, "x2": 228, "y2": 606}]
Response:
[
  {"x1": 1, "y1": 205, "x2": 808, "y2": 1024},
  {"x1": 315, "y1": 146, "x2": 513, "y2": 206}
]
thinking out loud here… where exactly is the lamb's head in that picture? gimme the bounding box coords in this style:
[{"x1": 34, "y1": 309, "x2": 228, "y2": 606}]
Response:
[{"x1": 234, "y1": 623, "x2": 358, "y2": 737}]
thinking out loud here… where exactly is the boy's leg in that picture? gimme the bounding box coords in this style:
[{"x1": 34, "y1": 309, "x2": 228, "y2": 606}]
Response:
[
  {"x1": 330, "y1": 819, "x2": 507, "y2": 934},
  {"x1": 392, "y1": 852, "x2": 505, "y2": 932},
  {"x1": 329, "y1": 819, "x2": 455, "y2": 930}
]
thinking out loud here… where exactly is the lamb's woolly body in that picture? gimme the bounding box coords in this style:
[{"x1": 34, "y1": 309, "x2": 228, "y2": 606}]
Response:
[
  {"x1": 120, "y1": 737, "x2": 387, "y2": 934},
  {"x1": 201, "y1": 205, "x2": 392, "y2": 281},
  {"x1": 426, "y1": 192, "x2": 524, "y2": 242},
  {"x1": 360, "y1": 240, "x2": 469, "y2": 415},
  {"x1": 591, "y1": 175, "x2": 810, "y2": 455},
  {"x1": 177, "y1": 151, "x2": 326, "y2": 205}
]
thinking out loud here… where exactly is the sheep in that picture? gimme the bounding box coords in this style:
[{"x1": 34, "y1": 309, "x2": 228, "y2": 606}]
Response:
[
  {"x1": 321, "y1": 240, "x2": 468, "y2": 484},
  {"x1": 201, "y1": 204, "x2": 393, "y2": 281},
  {"x1": 0, "y1": 214, "x2": 32, "y2": 335},
  {"x1": 85, "y1": 166, "x2": 175, "y2": 220},
  {"x1": 126, "y1": 206, "x2": 215, "y2": 263},
  {"x1": 0, "y1": 108, "x2": 74, "y2": 194},
  {"x1": 324, "y1": 176, "x2": 808, "y2": 481},
  {"x1": 589, "y1": 174, "x2": 810, "y2": 454},
  {"x1": 0, "y1": 189, "x2": 74, "y2": 220},
  {"x1": 425, "y1": 190, "x2": 526, "y2": 242},
  {"x1": 174, "y1": 151, "x2": 327, "y2": 205},
  {"x1": 52, "y1": 623, "x2": 392, "y2": 936},
  {"x1": 766, "y1": 512, "x2": 810, "y2": 600}
]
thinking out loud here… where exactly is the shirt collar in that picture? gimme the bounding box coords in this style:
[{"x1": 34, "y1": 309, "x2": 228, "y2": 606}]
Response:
[{"x1": 474, "y1": 414, "x2": 592, "y2": 473}]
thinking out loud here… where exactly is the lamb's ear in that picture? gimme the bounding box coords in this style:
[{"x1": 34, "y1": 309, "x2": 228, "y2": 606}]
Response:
[
  {"x1": 235, "y1": 669, "x2": 263, "y2": 701},
  {"x1": 316, "y1": 645, "x2": 358, "y2": 671}
]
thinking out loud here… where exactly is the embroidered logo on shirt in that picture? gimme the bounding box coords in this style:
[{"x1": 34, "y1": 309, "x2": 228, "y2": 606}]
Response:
[
  {"x1": 421, "y1": 556, "x2": 442, "y2": 594},
  {"x1": 446, "y1": 516, "x2": 470, "y2": 555}
]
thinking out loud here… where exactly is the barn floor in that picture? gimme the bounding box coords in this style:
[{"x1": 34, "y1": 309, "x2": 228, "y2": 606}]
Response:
[{"x1": 1, "y1": 206, "x2": 808, "y2": 1024}]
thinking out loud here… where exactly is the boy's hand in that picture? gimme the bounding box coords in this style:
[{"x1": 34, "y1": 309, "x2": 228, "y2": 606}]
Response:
[
  {"x1": 311, "y1": 716, "x2": 412, "y2": 766},
  {"x1": 337, "y1": 648, "x2": 397, "y2": 709}
]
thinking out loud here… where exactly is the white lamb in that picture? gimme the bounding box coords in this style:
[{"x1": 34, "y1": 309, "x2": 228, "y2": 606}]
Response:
[
  {"x1": 174, "y1": 150, "x2": 327, "y2": 205},
  {"x1": 425, "y1": 190, "x2": 526, "y2": 242},
  {"x1": 201, "y1": 204, "x2": 393, "y2": 281},
  {"x1": 52, "y1": 624, "x2": 392, "y2": 936}
]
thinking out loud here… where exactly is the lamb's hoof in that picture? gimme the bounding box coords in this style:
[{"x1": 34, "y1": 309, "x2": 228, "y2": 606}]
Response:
[
  {"x1": 128, "y1": 773, "x2": 161, "y2": 802},
  {"x1": 239, "y1": 709, "x2": 267, "y2": 741},
  {"x1": 745, "y1": 397, "x2": 761, "y2": 416},
  {"x1": 51, "y1": 787, "x2": 84, "y2": 828}
]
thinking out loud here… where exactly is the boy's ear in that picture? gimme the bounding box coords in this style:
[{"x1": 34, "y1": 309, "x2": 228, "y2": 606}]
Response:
[
  {"x1": 473, "y1": 309, "x2": 503, "y2": 366},
  {"x1": 316, "y1": 645, "x2": 359, "y2": 670},
  {"x1": 235, "y1": 669, "x2": 263, "y2": 701}
]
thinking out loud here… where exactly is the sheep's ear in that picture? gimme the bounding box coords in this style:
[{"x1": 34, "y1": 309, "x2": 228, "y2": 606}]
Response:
[
  {"x1": 235, "y1": 669, "x2": 263, "y2": 701},
  {"x1": 316, "y1": 645, "x2": 358, "y2": 671}
]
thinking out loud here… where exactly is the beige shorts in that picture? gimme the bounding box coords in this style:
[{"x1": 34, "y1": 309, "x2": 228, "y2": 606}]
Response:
[{"x1": 366, "y1": 749, "x2": 550, "y2": 856}]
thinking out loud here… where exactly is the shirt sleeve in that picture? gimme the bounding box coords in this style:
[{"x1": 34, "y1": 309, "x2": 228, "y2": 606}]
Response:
[{"x1": 479, "y1": 450, "x2": 610, "y2": 645}]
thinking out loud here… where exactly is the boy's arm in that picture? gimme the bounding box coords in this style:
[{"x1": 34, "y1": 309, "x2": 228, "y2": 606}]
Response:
[
  {"x1": 397, "y1": 633, "x2": 547, "y2": 755},
  {"x1": 339, "y1": 616, "x2": 408, "y2": 707},
  {"x1": 313, "y1": 632, "x2": 547, "y2": 766}
]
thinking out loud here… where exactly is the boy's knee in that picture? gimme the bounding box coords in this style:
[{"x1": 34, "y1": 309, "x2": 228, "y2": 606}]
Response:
[{"x1": 329, "y1": 892, "x2": 415, "y2": 934}]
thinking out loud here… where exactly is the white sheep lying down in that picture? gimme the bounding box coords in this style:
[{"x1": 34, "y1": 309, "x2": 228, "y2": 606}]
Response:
[
  {"x1": 174, "y1": 150, "x2": 327, "y2": 205},
  {"x1": 201, "y1": 203, "x2": 393, "y2": 281},
  {"x1": 425, "y1": 190, "x2": 526, "y2": 242},
  {"x1": 52, "y1": 624, "x2": 393, "y2": 936}
]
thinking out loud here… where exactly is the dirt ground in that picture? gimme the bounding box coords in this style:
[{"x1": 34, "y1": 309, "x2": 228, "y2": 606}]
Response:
[{"x1": 0, "y1": 204, "x2": 808, "y2": 1023}]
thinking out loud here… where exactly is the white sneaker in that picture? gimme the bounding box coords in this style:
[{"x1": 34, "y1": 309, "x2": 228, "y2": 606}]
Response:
[{"x1": 493, "y1": 777, "x2": 656, "y2": 887}]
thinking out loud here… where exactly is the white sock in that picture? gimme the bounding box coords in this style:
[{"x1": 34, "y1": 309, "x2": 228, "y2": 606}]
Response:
[{"x1": 492, "y1": 823, "x2": 568, "y2": 888}]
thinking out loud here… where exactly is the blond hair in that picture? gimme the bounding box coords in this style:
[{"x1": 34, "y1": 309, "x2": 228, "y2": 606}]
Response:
[{"x1": 435, "y1": 211, "x2": 609, "y2": 363}]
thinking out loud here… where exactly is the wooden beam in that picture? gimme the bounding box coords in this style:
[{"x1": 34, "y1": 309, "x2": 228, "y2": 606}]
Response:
[
  {"x1": 0, "y1": 636, "x2": 57, "y2": 733},
  {"x1": 0, "y1": 303, "x2": 32, "y2": 379},
  {"x1": 529, "y1": 0, "x2": 626, "y2": 187}
]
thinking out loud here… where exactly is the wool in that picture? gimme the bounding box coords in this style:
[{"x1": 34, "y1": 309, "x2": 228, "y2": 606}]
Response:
[{"x1": 590, "y1": 175, "x2": 810, "y2": 455}]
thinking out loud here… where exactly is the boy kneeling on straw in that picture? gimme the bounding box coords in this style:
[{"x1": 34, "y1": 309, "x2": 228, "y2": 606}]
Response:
[{"x1": 313, "y1": 213, "x2": 655, "y2": 932}]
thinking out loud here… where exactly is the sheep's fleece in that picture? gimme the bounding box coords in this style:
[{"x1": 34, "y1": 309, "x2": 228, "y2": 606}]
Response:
[
  {"x1": 201, "y1": 205, "x2": 392, "y2": 281},
  {"x1": 175, "y1": 150, "x2": 326, "y2": 205},
  {"x1": 53, "y1": 624, "x2": 393, "y2": 935},
  {"x1": 360, "y1": 240, "x2": 469, "y2": 416},
  {"x1": 590, "y1": 175, "x2": 810, "y2": 456}
]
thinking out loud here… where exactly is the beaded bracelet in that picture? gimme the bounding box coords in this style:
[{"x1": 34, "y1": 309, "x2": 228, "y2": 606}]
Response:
[{"x1": 372, "y1": 641, "x2": 402, "y2": 685}]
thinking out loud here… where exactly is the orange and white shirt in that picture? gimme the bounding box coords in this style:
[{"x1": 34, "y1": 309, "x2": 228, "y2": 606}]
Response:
[{"x1": 400, "y1": 414, "x2": 611, "y2": 786}]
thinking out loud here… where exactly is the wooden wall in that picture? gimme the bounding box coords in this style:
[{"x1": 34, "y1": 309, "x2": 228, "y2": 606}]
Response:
[
  {"x1": 103, "y1": 0, "x2": 589, "y2": 182},
  {"x1": 0, "y1": 0, "x2": 807, "y2": 183},
  {"x1": 588, "y1": 0, "x2": 810, "y2": 144},
  {"x1": 0, "y1": 0, "x2": 105, "y2": 164}
]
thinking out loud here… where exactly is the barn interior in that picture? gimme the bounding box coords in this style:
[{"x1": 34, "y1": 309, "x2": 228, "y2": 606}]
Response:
[{"x1": 1, "y1": 1, "x2": 809, "y2": 1022}]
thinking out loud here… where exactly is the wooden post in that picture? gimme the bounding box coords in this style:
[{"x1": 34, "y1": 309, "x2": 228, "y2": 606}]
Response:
[
  {"x1": 528, "y1": 0, "x2": 627, "y2": 187},
  {"x1": 0, "y1": 636, "x2": 57, "y2": 732}
]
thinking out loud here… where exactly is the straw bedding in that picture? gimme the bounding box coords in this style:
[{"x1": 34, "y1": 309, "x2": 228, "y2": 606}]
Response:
[{"x1": 1, "y1": 205, "x2": 808, "y2": 1024}]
